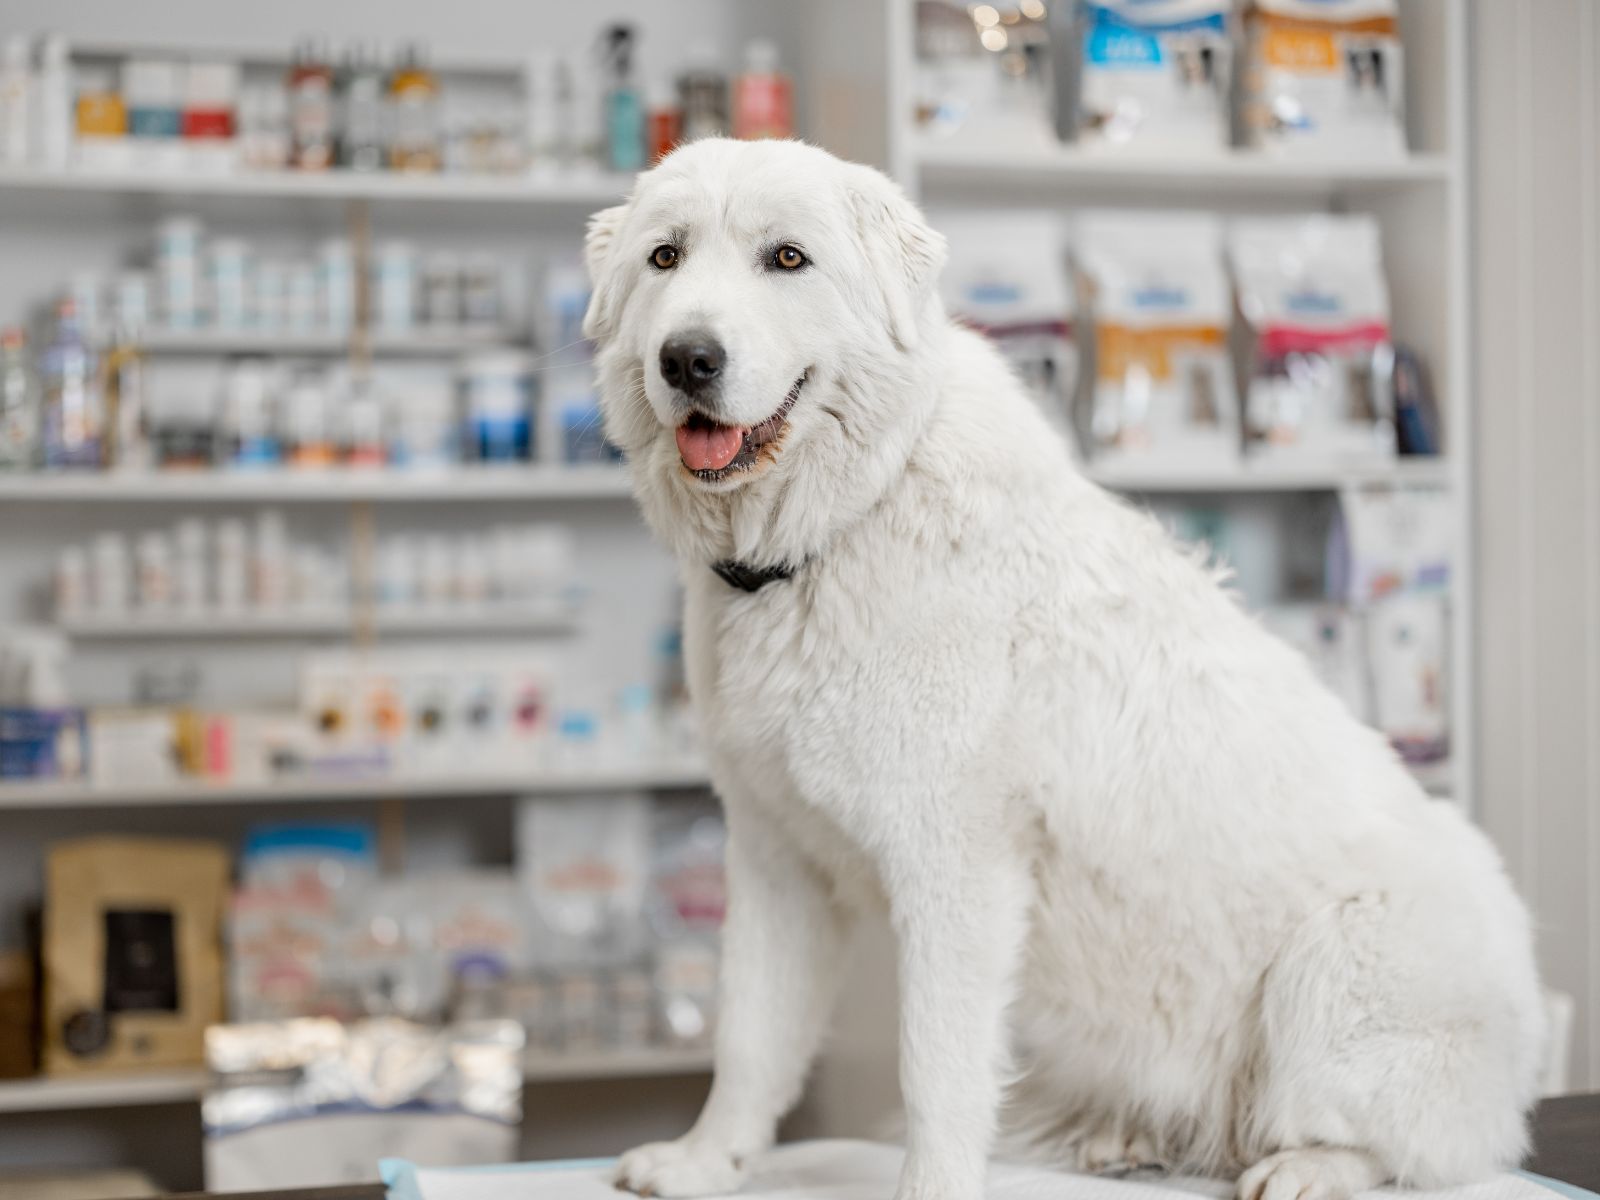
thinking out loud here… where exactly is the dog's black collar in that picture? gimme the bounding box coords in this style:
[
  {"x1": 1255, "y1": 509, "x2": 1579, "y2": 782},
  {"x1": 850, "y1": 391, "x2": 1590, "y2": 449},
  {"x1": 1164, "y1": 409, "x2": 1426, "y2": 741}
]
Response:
[{"x1": 711, "y1": 559, "x2": 796, "y2": 592}]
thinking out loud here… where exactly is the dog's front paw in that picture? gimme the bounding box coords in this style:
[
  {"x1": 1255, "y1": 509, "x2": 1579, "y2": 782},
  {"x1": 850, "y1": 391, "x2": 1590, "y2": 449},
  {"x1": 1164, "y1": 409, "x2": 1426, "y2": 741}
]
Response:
[
  {"x1": 1073, "y1": 1124, "x2": 1163, "y2": 1176},
  {"x1": 613, "y1": 1139, "x2": 746, "y2": 1198},
  {"x1": 1237, "y1": 1149, "x2": 1387, "y2": 1200}
]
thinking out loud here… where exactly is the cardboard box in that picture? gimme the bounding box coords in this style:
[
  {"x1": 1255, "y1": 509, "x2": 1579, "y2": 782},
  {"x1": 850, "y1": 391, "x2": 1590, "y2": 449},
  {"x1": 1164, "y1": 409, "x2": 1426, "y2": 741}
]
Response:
[{"x1": 44, "y1": 837, "x2": 229, "y2": 1074}]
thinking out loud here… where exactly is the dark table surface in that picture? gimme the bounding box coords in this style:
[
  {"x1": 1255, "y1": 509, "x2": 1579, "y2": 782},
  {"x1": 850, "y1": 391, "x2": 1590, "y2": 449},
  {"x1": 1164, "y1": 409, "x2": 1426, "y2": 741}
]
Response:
[{"x1": 164, "y1": 1093, "x2": 1599, "y2": 1200}]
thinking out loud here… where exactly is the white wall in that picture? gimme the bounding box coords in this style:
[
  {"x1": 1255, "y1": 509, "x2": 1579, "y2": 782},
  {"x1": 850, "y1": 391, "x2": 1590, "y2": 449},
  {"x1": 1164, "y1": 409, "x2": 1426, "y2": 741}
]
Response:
[{"x1": 1471, "y1": 0, "x2": 1600, "y2": 1093}]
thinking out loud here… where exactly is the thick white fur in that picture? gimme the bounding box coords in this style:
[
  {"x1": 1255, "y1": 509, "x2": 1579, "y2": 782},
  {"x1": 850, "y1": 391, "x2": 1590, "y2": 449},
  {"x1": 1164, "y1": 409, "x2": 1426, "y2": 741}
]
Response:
[{"x1": 585, "y1": 140, "x2": 1546, "y2": 1200}]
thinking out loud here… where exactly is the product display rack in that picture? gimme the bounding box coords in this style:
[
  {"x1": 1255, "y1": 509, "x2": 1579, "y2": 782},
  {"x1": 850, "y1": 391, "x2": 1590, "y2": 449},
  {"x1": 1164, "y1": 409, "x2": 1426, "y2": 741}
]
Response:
[
  {"x1": 0, "y1": 465, "x2": 639, "y2": 502},
  {"x1": 0, "y1": 1046, "x2": 716, "y2": 1115},
  {"x1": 0, "y1": 758, "x2": 712, "y2": 811},
  {"x1": 0, "y1": 162, "x2": 631, "y2": 208},
  {"x1": 55, "y1": 598, "x2": 582, "y2": 639},
  {"x1": 876, "y1": 0, "x2": 1472, "y2": 810},
  {"x1": 0, "y1": 0, "x2": 1473, "y2": 1165}
]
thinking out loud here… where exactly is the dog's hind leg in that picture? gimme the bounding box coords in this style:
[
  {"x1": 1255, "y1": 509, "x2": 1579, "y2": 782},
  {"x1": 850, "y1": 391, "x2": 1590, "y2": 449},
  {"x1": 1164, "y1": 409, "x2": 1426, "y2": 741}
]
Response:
[{"x1": 1234, "y1": 885, "x2": 1543, "y2": 1200}]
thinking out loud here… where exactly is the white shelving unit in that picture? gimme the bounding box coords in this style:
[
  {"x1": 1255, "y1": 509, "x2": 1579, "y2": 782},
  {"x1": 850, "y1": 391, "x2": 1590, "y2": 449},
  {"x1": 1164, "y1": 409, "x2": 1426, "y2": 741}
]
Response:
[
  {"x1": 125, "y1": 325, "x2": 526, "y2": 356},
  {"x1": 0, "y1": 1047, "x2": 714, "y2": 1115},
  {"x1": 0, "y1": 0, "x2": 1473, "y2": 1177},
  {"x1": 56, "y1": 600, "x2": 582, "y2": 639},
  {"x1": 0, "y1": 163, "x2": 630, "y2": 208},
  {"x1": 0, "y1": 758, "x2": 712, "y2": 811},
  {"x1": 874, "y1": 0, "x2": 1471, "y2": 810},
  {"x1": 0, "y1": 466, "x2": 636, "y2": 502}
]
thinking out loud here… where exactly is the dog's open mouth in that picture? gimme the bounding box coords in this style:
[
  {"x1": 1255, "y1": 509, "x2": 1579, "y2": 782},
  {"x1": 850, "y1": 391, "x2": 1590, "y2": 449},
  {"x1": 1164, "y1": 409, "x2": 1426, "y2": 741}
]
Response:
[{"x1": 675, "y1": 372, "x2": 807, "y2": 481}]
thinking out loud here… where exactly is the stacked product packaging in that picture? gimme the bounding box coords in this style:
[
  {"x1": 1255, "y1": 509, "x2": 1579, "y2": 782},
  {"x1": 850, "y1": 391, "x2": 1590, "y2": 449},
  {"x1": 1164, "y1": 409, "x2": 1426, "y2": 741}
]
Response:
[
  {"x1": 0, "y1": 220, "x2": 616, "y2": 475},
  {"x1": 917, "y1": 0, "x2": 1408, "y2": 160},
  {"x1": 0, "y1": 26, "x2": 793, "y2": 179},
  {"x1": 937, "y1": 201, "x2": 1447, "y2": 773},
  {"x1": 14, "y1": 800, "x2": 723, "y2": 1087},
  {"x1": 938, "y1": 207, "x2": 1436, "y2": 470}
]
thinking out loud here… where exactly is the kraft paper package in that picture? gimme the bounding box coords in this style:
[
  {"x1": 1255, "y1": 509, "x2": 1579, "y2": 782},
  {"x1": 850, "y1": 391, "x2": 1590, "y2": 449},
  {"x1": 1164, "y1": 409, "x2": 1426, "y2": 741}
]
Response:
[{"x1": 44, "y1": 836, "x2": 230, "y2": 1074}]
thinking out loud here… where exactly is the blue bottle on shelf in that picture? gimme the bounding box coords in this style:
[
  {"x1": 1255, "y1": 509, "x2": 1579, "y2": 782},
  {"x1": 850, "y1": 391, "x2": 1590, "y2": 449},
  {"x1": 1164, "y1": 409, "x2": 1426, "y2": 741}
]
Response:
[{"x1": 601, "y1": 25, "x2": 645, "y2": 174}]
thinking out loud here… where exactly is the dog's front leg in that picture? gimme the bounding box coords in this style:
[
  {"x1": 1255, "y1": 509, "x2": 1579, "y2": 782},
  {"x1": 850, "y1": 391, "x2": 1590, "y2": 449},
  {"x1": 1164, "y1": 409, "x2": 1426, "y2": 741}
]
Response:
[
  {"x1": 614, "y1": 803, "x2": 853, "y2": 1197},
  {"x1": 890, "y1": 839, "x2": 1032, "y2": 1200}
]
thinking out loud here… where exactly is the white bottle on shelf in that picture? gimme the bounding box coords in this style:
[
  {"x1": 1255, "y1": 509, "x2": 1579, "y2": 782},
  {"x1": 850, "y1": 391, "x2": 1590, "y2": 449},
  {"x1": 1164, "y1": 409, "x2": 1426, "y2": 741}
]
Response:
[
  {"x1": 32, "y1": 33, "x2": 71, "y2": 169},
  {"x1": 0, "y1": 34, "x2": 31, "y2": 166}
]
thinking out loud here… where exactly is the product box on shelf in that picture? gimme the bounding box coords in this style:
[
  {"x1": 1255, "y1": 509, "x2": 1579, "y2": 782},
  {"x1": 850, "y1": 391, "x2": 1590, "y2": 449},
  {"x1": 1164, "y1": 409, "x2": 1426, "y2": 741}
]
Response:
[
  {"x1": 44, "y1": 836, "x2": 230, "y2": 1074},
  {"x1": 0, "y1": 707, "x2": 87, "y2": 780}
]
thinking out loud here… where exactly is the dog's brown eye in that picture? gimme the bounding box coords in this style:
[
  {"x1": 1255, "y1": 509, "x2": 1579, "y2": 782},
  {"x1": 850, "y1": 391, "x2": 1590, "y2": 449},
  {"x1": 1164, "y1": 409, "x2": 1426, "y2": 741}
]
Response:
[
  {"x1": 773, "y1": 244, "x2": 808, "y2": 271},
  {"x1": 651, "y1": 245, "x2": 679, "y2": 270}
]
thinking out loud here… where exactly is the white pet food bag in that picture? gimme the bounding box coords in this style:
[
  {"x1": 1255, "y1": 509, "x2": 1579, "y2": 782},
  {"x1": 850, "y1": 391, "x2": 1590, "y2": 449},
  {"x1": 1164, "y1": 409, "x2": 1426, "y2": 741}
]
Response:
[
  {"x1": 1229, "y1": 214, "x2": 1396, "y2": 464},
  {"x1": 934, "y1": 208, "x2": 1078, "y2": 442},
  {"x1": 1241, "y1": 0, "x2": 1407, "y2": 159},
  {"x1": 1074, "y1": 0, "x2": 1232, "y2": 154},
  {"x1": 1365, "y1": 591, "x2": 1449, "y2": 766},
  {"x1": 1076, "y1": 210, "x2": 1238, "y2": 470}
]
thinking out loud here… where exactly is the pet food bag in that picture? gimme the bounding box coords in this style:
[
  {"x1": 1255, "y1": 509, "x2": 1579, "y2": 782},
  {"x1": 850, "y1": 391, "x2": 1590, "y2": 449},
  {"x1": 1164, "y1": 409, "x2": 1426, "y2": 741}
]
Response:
[
  {"x1": 1072, "y1": 0, "x2": 1232, "y2": 153},
  {"x1": 1076, "y1": 210, "x2": 1238, "y2": 469},
  {"x1": 914, "y1": 0, "x2": 1057, "y2": 148},
  {"x1": 44, "y1": 836, "x2": 229, "y2": 1074},
  {"x1": 1229, "y1": 215, "x2": 1396, "y2": 463},
  {"x1": 1364, "y1": 590, "x2": 1449, "y2": 766},
  {"x1": 1241, "y1": 0, "x2": 1407, "y2": 158},
  {"x1": 933, "y1": 208, "x2": 1078, "y2": 440}
]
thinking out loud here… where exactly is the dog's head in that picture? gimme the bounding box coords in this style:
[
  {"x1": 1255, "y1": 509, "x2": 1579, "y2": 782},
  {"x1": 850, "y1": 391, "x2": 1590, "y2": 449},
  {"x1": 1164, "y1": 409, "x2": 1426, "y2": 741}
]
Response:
[{"x1": 584, "y1": 139, "x2": 947, "y2": 565}]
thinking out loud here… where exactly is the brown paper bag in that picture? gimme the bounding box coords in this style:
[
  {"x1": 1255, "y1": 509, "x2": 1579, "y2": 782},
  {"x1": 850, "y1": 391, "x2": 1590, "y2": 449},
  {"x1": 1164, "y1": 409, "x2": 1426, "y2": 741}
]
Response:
[{"x1": 44, "y1": 836, "x2": 229, "y2": 1075}]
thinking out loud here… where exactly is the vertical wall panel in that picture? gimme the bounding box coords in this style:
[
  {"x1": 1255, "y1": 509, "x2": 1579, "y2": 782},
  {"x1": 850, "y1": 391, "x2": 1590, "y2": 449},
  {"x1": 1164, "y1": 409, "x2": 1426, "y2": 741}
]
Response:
[{"x1": 1471, "y1": 0, "x2": 1599, "y2": 1092}]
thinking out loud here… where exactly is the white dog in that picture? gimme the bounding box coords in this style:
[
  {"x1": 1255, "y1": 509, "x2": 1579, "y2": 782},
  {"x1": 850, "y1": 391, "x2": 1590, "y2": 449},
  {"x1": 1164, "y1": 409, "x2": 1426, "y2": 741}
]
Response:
[{"x1": 583, "y1": 139, "x2": 1545, "y2": 1200}]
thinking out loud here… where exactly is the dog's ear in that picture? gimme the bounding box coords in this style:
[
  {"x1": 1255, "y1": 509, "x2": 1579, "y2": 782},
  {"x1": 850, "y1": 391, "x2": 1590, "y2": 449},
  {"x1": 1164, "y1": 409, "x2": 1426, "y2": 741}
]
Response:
[
  {"x1": 845, "y1": 166, "x2": 947, "y2": 351},
  {"x1": 582, "y1": 203, "x2": 629, "y2": 342}
]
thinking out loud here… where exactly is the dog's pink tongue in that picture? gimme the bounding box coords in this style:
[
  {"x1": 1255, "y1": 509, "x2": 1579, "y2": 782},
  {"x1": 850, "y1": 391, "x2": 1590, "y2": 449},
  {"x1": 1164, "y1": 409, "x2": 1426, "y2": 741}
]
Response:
[{"x1": 676, "y1": 422, "x2": 746, "y2": 471}]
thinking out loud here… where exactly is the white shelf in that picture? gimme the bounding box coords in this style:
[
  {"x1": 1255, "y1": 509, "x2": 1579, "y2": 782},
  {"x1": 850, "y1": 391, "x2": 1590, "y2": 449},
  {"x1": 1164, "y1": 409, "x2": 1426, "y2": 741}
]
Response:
[
  {"x1": 0, "y1": 1070, "x2": 209, "y2": 1114},
  {"x1": 1085, "y1": 457, "x2": 1450, "y2": 494},
  {"x1": 913, "y1": 140, "x2": 1454, "y2": 197},
  {"x1": 0, "y1": 164, "x2": 630, "y2": 207},
  {"x1": 58, "y1": 602, "x2": 580, "y2": 639},
  {"x1": 0, "y1": 1047, "x2": 713, "y2": 1114},
  {"x1": 0, "y1": 466, "x2": 634, "y2": 503},
  {"x1": 520, "y1": 1046, "x2": 714, "y2": 1085},
  {"x1": 127, "y1": 326, "x2": 527, "y2": 356},
  {"x1": 0, "y1": 758, "x2": 712, "y2": 810}
]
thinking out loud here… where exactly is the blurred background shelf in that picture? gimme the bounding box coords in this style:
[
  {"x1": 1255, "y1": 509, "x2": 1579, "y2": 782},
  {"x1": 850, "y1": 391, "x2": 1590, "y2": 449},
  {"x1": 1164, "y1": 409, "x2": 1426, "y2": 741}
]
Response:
[
  {"x1": 57, "y1": 601, "x2": 581, "y2": 639},
  {"x1": 0, "y1": 760, "x2": 712, "y2": 810},
  {"x1": 1083, "y1": 457, "x2": 1452, "y2": 494},
  {"x1": 0, "y1": 163, "x2": 631, "y2": 207},
  {"x1": 125, "y1": 325, "x2": 527, "y2": 356},
  {"x1": 0, "y1": 1047, "x2": 714, "y2": 1114},
  {"x1": 0, "y1": 466, "x2": 635, "y2": 502},
  {"x1": 912, "y1": 141, "x2": 1454, "y2": 198}
]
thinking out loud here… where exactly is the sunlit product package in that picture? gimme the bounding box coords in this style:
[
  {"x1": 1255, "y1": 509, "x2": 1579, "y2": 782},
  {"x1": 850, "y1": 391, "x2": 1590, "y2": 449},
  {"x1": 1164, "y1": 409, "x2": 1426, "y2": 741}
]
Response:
[
  {"x1": 203, "y1": 1017, "x2": 523, "y2": 1192},
  {"x1": 1075, "y1": 210, "x2": 1238, "y2": 469},
  {"x1": 1241, "y1": 0, "x2": 1406, "y2": 159},
  {"x1": 1071, "y1": 0, "x2": 1232, "y2": 153},
  {"x1": 1364, "y1": 590, "x2": 1448, "y2": 766},
  {"x1": 933, "y1": 208, "x2": 1078, "y2": 441},
  {"x1": 914, "y1": 0, "x2": 1056, "y2": 148},
  {"x1": 517, "y1": 793, "x2": 652, "y2": 969},
  {"x1": 1229, "y1": 214, "x2": 1396, "y2": 463}
]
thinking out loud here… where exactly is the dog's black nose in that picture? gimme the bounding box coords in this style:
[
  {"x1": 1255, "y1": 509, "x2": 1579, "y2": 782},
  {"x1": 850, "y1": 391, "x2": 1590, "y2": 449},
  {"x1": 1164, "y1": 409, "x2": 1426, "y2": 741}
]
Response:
[{"x1": 659, "y1": 333, "x2": 725, "y2": 394}]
